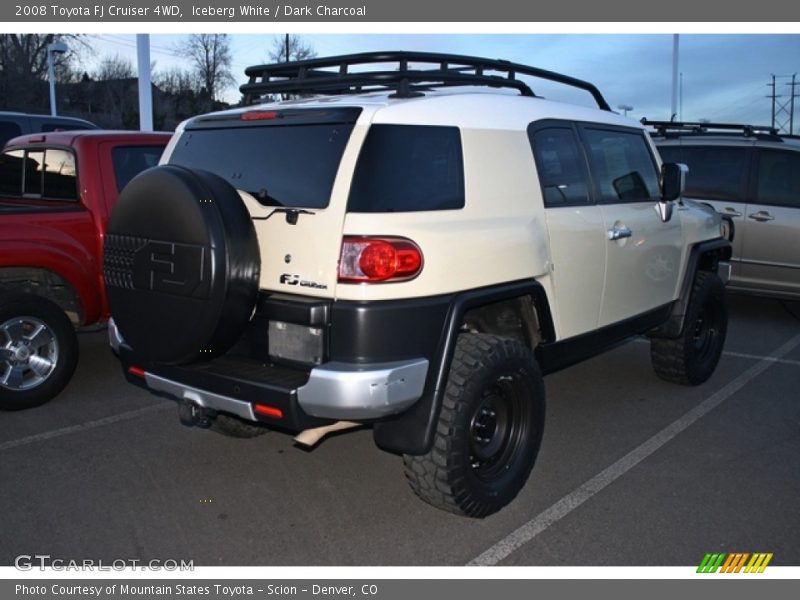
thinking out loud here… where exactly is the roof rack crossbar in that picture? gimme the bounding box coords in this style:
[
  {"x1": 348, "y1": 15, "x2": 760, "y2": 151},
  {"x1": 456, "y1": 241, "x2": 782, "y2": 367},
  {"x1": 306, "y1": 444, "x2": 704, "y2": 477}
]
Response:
[
  {"x1": 641, "y1": 119, "x2": 780, "y2": 137},
  {"x1": 241, "y1": 51, "x2": 612, "y2": 111}
]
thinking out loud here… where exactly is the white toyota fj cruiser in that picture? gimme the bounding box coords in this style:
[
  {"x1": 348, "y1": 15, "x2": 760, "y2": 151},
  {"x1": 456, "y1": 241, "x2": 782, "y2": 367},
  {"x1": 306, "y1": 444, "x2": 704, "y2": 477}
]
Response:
[{"x1": 104, "y1": 52, "x2": 732, "y2": 517}]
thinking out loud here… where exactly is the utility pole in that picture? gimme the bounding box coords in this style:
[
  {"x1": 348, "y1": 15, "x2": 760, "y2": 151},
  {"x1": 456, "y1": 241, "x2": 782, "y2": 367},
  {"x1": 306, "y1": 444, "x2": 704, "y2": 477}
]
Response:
[
  {"x1": 768, "y1": 73, "x2": 798, "y2": 135},
  {"x1": 789, "y1": 74, "x2": 798, "y2": 135}
]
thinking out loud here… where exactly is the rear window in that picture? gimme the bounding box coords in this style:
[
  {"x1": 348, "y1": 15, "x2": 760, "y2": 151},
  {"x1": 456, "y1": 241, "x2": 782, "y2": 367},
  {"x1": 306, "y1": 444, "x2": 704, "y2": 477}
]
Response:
[
  {"x1": 348, "y1": 125, "x2": 465, "y2": 212},
  {"x1": 0, "y1": 149, "x2": 24, "y2": 195},
  {"x1": 0, "y1": 147, "x2": 77, "y2": 200},
  {"x1": 169, "y1": 123, "x2": 355, "y2": 209},
  {"x1": 112, "y1": 145, "x2": 164, "y2": 192},
  {"x1": 657, "y1": 145, "x2": 748, "y2": 201}
]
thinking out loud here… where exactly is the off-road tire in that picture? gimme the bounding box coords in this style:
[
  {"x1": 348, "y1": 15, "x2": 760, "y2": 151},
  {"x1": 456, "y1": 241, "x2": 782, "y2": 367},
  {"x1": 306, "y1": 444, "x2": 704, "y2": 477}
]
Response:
[
  {"x1": 403, "y1": 333, "x2": 545, "y2": 518},
  {"x1": 209, "y1": 412, "x2": 269, "y2": 438},
  {"x1": 0, "y1": 293, "x2": 78, "y2": 410},
  {"x1": 651, "y1": 271, "x2": 727, "y2": 385}
]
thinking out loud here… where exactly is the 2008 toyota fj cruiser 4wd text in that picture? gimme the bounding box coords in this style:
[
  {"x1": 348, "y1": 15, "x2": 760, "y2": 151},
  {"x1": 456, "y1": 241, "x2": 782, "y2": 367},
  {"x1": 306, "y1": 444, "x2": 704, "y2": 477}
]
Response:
[{"x1": 104, "y1": 52, "x2": 732, "y2": 518}]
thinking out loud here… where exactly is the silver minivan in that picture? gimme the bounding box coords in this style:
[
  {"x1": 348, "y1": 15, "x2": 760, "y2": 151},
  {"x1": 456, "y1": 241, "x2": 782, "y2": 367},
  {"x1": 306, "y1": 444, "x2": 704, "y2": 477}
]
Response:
[{"x1": 648, "y1": 121, "x2": 800, "y2": 299}]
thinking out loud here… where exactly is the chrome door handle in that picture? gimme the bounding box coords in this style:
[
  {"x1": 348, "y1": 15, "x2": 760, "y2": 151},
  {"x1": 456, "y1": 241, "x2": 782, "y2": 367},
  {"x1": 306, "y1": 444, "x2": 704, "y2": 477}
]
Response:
[
  {"x1": 607, "y1": 226, "x2": 633, "y2": 241},
  {"x1": 720, "y1": 207, "x2": 742, "y2": 217},
  {"x1": 748, "y1": 211, "x2": 775, "y2": 222}
]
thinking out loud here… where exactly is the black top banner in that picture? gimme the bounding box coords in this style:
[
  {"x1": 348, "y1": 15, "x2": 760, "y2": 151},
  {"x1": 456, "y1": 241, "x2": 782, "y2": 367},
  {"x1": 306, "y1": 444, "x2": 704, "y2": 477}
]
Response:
[{"x1": 3, "y1": 0, "x2": 800, "y2": 22}]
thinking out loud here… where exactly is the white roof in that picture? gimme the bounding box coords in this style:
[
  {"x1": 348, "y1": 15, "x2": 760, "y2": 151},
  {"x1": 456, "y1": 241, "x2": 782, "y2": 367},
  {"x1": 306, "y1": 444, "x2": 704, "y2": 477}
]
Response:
[{"x1": 188, "y1": 88, "x2": 641, "y2": 132}]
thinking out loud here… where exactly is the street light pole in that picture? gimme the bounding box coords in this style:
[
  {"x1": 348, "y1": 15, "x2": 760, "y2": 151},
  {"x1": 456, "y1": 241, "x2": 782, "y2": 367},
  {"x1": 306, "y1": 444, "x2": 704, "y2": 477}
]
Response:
[
  {"x1": 671, "y1": 34, "x2": 679, "y2": 120},
  {"x1": 47, "y1": 41, "x2": 68, "y2": 116}
]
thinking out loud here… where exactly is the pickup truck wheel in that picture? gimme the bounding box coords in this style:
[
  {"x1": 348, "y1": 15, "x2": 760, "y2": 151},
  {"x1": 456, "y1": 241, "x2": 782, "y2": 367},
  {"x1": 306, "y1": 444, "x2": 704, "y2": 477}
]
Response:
[
  {"x1": 403, "y1": 334, "x2": 545, "y2": 518},
  {"x1": 651, "y1": 271, "x2": 727, "y2": 386},
  {"x1": 0, "y1": 293, "x2": 78, "y2": 410},
  {"x1": 209, "y1": 413, "x2": 269, "y2": 438}
]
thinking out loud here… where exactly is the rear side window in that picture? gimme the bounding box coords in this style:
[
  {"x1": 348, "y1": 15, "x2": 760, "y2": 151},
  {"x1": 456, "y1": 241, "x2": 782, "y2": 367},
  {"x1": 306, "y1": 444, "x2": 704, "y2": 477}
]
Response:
[
  {"x1": 348, "y1": 125, "x2": 464, "y2": 212},
  {"x1": 170, "y1": 123, "x2": 354, "y2": 209},
  {"x1": 530, "y1": 126, "x2": 591, "y2": 207},
  {"x1": 582, "y1": 128, "x2": 660, "y2": 202},
  {"x1": 658, "y1": 145, "x2": 748, "y2": 201},
  {"x1": 756, "y1": 149, "x2": 800, "y2": 208},
  {"x1": 112, "y1": 146, "x2": 164, "y2": 192}
]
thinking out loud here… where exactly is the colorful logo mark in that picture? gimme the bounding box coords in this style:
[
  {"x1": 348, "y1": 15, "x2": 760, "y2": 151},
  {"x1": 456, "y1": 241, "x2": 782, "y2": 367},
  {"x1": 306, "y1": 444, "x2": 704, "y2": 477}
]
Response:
[{"x1": 697, "y1": 553, "x2": 773, "y2": 573}]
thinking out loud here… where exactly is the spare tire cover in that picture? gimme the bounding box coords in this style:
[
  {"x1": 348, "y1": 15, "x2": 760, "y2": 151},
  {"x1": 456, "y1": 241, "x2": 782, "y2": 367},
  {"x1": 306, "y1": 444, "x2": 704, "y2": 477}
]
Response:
[{"x1": 104, "y1": 165, "x2": 260, "y2": 365}]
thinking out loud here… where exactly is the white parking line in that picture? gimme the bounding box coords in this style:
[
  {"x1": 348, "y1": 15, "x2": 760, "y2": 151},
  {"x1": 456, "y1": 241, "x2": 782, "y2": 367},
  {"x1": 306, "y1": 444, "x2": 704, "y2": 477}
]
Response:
[
  {"x1": 0, "y1": 402, "x2": 173, "y2": 452},
  {"x1": 722, "y1": 351, "x2": 800, "y2": 368},
  {"x1": 633, "y1": 338, "x2": 800, "y2": 367},
  {"x1": 468, "y1": 332, "x2": 800, "y2": 566}
]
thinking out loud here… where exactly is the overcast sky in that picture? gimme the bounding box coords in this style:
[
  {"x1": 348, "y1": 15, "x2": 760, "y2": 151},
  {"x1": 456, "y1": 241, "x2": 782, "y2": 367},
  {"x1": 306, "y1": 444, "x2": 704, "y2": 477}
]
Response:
[{"x1": 84, "y1": 33, "x2": 800, "y2": 127}]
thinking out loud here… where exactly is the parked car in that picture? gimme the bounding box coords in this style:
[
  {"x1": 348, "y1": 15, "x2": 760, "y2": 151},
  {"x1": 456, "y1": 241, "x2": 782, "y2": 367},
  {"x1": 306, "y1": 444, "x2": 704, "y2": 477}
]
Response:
[
  {"x1": 104, "y1": 52, "x2": 731, "y2": 518},
  {"x1": 647, "y1": 120, "x2": 800, "y2": 299},
  {"x1": 0, "y1": 129, "x2": 171, "y2": 410},
  {"x1": 0, "y1": 111, "x2": 99, "y2": 147}
]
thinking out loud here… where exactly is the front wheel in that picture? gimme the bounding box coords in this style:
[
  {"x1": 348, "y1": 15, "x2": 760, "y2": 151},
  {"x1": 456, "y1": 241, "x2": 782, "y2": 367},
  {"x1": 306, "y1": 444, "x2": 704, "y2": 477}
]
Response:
[
  {"x1": 651, "y1": 271, "x2": 727, "y2": 386},
  {"x1": 403, "y1": 334, "x2": 545, "y2": 518},
  {"x1": 0, "y1": 293, "x2": 79, "y2": 410}
]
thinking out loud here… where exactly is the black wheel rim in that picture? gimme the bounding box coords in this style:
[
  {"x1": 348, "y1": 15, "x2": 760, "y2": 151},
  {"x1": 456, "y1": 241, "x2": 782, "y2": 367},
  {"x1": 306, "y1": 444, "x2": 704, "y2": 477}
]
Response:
[
  {"x1": 469, "y1": 372, "x2": 529, "y2": 481},
  {"x1": 691, "y1": 301, "x2": 721, "y2": 363}
]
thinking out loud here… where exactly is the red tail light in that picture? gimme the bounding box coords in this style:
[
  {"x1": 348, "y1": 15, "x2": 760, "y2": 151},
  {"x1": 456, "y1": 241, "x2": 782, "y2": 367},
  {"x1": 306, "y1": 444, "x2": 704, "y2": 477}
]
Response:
[{"x1": 339, "y1": 237, "x2": 423, "y2": 283}]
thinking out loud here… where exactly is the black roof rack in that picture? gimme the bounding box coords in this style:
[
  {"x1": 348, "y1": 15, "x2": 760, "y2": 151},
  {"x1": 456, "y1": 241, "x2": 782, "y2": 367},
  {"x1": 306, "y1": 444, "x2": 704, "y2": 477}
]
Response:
[
  {"x1": 641, "y1": 119, "x2": 782, "y2": 139},
  {"x1": 241, "y1": 51, "x2": 612, "y2": 111}
]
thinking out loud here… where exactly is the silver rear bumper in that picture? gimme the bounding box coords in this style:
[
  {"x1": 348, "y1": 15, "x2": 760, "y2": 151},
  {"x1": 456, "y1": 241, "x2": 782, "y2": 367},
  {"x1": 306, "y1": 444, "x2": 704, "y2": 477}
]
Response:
[
  {"x1": 297, "y1": 359, "x2": 429, "y2": 420},
  {"x1": 109, "y1": 315, "x2": 429, "y2": 421},
  {"x1": 146, "y1": 372, "x2": 257, "y2": 421},
  {"x1": 108, "y1": 318, "x2": 123, "y2": 354}
]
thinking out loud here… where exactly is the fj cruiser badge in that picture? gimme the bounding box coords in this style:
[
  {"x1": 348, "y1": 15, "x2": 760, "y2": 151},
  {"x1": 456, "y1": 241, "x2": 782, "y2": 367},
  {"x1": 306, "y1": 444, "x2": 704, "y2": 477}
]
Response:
[{"x1": 279, "y1": 273, "x2": 327, "y2": 290}]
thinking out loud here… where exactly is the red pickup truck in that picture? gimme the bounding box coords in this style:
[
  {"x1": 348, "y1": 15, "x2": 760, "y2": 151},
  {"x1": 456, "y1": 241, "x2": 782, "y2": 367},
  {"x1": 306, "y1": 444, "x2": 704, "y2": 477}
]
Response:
[{"x1": 0, "y1": 130, "x2": 171, "y2": 410}]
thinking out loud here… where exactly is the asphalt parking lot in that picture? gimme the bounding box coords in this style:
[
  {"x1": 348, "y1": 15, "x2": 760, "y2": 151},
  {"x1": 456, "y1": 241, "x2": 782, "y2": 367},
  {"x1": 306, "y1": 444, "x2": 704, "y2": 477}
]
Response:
[{"x1": 2, "y1": 293, "x2": 799, "y2": 567}]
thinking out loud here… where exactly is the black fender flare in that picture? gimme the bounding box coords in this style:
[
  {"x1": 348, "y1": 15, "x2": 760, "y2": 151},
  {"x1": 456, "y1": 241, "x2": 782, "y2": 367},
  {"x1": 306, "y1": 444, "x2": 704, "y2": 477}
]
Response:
[
  {"x1": 649, "y1": 238, "x2": 732, "y2": 339},
  {"x1": 373, "y1": 279, "x2": 554, "y2": 455}
]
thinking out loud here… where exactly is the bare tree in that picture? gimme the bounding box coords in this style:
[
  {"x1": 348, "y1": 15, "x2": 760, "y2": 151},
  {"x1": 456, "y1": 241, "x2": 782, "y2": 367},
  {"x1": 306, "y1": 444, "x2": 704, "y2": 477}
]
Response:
[
  {"x1": 0, "y1": 34, "x2": 87, "y2": 109},
  {"x1": 94, "y1": 54, "x2": 135, "y2": 81},
  {"x1": 268, "y1": 34, "x2": 316, "y2": 63},
  {"x1": 177, "y1": 34, "x2": 235, "y2": 102},
  {"x1": 154, "y1": 66, "x2": 199, "y2": 96}
]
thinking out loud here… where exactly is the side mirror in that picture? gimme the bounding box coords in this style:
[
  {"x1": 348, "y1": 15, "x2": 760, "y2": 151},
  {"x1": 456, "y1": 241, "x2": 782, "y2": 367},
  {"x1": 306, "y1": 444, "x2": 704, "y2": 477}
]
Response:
[
  {"x1": 657, "y1": 162, "x2": 688, "y2": 223},
  {"x1": 661, "y1": 162, "x2": 688, "y2": 202}
]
